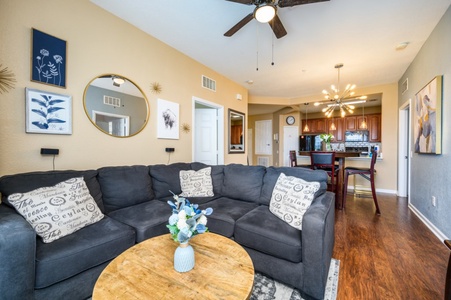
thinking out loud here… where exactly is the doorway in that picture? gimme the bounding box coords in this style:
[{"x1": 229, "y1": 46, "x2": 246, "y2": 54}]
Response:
[
  {"x1": 193, "y1": 97, "x2": 224, "y2": 165},
  {"x1": 92, "y1": 110, "x2": 130, "y2": 136},
  {"x1": 398, "y1": 100, "x2": 411, "y2": 199},
  {"x1": 283, "y1": 126, "x2": 299, "y2": 167}
]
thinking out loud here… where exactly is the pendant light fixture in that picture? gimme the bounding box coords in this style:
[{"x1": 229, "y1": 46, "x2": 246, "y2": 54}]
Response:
[
  {"x1": 303, "y1": 103, "x2": 310, "y2": 132},
  {"x1": 329, "y1": 117, "x2": 337, "y2": 131},
  {"x1": 360, "y1": 101, "x2": 367, "y2": 129}
]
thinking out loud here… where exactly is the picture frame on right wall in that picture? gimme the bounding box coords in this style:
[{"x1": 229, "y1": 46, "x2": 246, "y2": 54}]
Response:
[{"x1": 414, "y1": 75, "x2": 442, "y2": 154}]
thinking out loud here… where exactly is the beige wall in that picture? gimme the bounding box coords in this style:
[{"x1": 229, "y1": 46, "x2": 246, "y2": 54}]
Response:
[
  {"x1": 248, "y1": 83, "x2": 399, "y2": 192},
  {"x1": 0, "y1": 0, "x2": 248, "y2": 176}
]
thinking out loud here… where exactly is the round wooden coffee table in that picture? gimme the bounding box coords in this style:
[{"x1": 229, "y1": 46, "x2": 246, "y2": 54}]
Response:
[{"x1": 92, "y1": 232, "x2": 254, "y2": 299}]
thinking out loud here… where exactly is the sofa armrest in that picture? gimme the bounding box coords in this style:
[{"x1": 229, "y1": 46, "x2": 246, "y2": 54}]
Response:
[
  {"x1": 301, "y1": 191, "x2": 335, "y2": 300},
  {"x1": 0, "y1": 206, "x2": 36, "y2": 300}
]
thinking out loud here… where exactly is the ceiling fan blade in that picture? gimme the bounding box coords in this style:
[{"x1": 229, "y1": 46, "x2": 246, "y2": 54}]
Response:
[
  {"x1": 226, "y1": 0, "x2": 254, "y2": 4},
  {"x1": 278, "y1": 0, "x2": 329, "y2": 8},
  {"x1": 224, "y1": 13, "x2": 254, "y2": 37},
  {"x1": 269, "y1": 14, "x2": 287, "y2": 39}
]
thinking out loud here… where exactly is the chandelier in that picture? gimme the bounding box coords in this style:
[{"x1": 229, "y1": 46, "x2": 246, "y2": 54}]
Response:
[{"x1": 320, "y1": 64, "x2": 366, "y2": 118}]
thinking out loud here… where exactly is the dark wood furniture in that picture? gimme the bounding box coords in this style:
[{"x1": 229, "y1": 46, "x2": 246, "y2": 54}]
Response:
[
  {"x1": 310, "y1": 151, "x2": 340, "y2": 193},
  {"x1": 299, "y1": 151, "x2": 360, "y2": 209},
  {"x1": 445, "y1": 240, "x2": 451, "y2": 300},
  {"x1": 289, "y1": 150, "x2": 310, "y2": 168},
  {"x1": 342, "y1": 150, "x2": 381, "y2": 214}
]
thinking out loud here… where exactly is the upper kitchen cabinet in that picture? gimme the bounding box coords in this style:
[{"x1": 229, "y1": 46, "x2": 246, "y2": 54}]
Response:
[
  {"x1": 367, "y1": 114, "x2": 381, "y2": 142},
  {"x1": 327, "y1": 118, "x2": 345, "y2": 142}
]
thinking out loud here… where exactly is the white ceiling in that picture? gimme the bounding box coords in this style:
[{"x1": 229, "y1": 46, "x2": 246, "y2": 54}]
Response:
[{"x1": 91, "y1": 0, "x2": 450, "y2": 106}]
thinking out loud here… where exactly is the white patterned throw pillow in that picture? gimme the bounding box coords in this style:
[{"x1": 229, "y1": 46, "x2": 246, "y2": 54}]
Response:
[
  {"x1": 8, "y1": 177, "x2": 104, "y2": 243},
  {"x1": 269, "y1": 173, "x2": 320, "y2": 230},
  {"x1": 179, "y1": 167, "x2": 214, "y2": 197}
]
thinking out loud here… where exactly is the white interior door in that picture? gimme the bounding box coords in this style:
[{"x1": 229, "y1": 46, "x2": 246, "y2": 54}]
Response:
[
  {"x1": 194, "y1": 108, "x2": 218, "y2": 165},
  {"x1": 255, "y1": 120, "x2": 272, "y2": 155},
  {"x1": 398, "y1": 100, "x2": 411, "y2": 198},
  {"x1": 283, "y1": 126, "x2": 299, "y2": 167},
  {"x1": 248, "y1": 128, "x2": 253, "y2": 165}
]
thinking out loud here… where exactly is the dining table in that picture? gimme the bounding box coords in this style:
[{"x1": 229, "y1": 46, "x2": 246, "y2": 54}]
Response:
[{"x1": 299, "y1": 151, "x2": 360, "y2": 209}]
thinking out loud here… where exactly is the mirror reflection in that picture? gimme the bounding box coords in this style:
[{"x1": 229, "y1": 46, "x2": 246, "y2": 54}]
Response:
[
  {"x1": 228, "y1": 109, "x2": 245, "y2": 153},
  {"x1": 83, "y1": 74, "x2": 149, "y2": 137}
]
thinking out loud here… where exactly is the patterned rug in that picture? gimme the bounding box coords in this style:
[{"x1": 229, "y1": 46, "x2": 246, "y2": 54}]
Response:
[{"x1": 250, "y1": 259, "x2": 339, "y2": 300}]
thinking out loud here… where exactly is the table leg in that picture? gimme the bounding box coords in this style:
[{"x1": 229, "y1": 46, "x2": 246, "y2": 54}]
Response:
[{"x1": 336, "y1": 157, "x2": 345, "y2": 209}]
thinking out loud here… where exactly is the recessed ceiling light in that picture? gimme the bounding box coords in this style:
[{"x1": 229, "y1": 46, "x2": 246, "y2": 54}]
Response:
[{"x1": 396, "y1": 42, "x2": 409, "y2": 51}]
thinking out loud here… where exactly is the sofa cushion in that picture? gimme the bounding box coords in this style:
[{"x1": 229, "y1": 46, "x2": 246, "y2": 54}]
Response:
[
  {"x1": 149, "y1": 163, "x2": 192, "y2": 198},
  {"x1": 235, "y1": 206, "x2": 303, "y2": 263},
  {"x1": 97, "y1": 165, "x2": 154, "y2": 213},
  {"x1": 35, "y1": 216, "x2": 135, "y2": 289},
  {"x1": 180, "y1": 167, "x2": 214, "y2": 197},
  {"x1": 0, "y1": 170, "x2": 104, "y2": 212},
  {"x1": 260, "y1": 166, "x2": 328, "y2": 206},
  {"x1": 108, "y1": 200, "x2": 171, "y2": 243},
  {"x1": 8, "y1": 177, "x2": 104, "y2": 243},
  {"x1": 190, "y1": 163, "x2": 225, "y2": 197},
  {"x1": 222, "y1": 164, "x2": 266, "y2": 203},
  {"x1": 199, "y1": 197, "x2": 258, "y2": 237},
  {"x1": 269, "y1": 173, "x2": 320, "y2": 230}
]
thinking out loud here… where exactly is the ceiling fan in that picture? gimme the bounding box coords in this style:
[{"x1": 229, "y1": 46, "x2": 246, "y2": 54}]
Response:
[{"x1": 224, "y1": 0, "x2": 330, "y2": 39}]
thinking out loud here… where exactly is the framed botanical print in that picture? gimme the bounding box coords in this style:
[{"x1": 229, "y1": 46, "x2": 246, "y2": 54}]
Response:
[
  {"x1": 31, "y1": 28, "x2": 67, "y2": 88},
  {"x1": 26, "y1": 88, "x2": 72, "y2": 135}
]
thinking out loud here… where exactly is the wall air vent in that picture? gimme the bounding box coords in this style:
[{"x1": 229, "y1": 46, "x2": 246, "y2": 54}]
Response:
[
  {"x1": 103, "y1": 95, "x2": 121, "y2": 108},
  {"x1": 202, "y1": 75, "x2": 216, "y2": 92},
  {"x1": 257, "y1": 156, "x2": 269, "y2": 167},
  {"x1": 401, "y1": 78, "x2": 408, "y2": 95}
]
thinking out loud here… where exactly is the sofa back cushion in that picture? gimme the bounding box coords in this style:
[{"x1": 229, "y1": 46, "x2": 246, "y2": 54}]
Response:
[
  {"x1": 97, "y1": 165, "x2": 154, "y2": 213},
  {"x1": 222, "y1": 164, "x2": 266, "y2": 204},
  {"x1": 260, "y1": 167, "x2": 328, "y2": 206},
  {"x1": 0, "y1": 170, "x2": 104, "y2": 212},
  {"x1": 149, "y1": 163, "x2": 193, "y2": 199}
]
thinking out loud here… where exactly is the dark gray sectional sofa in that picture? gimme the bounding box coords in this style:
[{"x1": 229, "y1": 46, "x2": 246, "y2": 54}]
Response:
[{"x1": 0, "y1": 163, "x2": 335, "y2": 300}]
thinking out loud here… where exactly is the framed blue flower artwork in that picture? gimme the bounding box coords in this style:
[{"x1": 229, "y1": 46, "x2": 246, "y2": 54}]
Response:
[
  {"x1": 25, "y1": 88, "x2": 72, "y2": 135},
  {"x1": 31, "y1": 28, "x2": 66, "y2": 88}
]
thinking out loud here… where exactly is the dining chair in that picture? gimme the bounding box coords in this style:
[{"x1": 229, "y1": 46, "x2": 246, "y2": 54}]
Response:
[
  {"x1": 445, "y1": 240, "x2": 451, "y2": 300},
  {"x1": 342, "y1": 150, "x2": 381, "y2": 214},
  {"x1": 310, "y1": 151, "x2": 340, "y2": 192},
  {"x1": 289, "y1": 150, "x2": 310, "y2": 168}
]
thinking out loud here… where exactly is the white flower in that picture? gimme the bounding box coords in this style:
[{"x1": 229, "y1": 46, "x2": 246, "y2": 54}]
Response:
[
  {"x1": 178, "y1": 210, "x2": 186, "y2": 220},
  {"x1": 198, "y1": 215, "x2": 208, "y2": 226},
  {"x1": 177, "y1": 218, "x2": 188, "y2": 230}
]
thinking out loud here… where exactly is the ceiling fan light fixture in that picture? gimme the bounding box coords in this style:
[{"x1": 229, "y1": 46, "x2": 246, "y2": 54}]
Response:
[{"x1": 254, "y1": 4, "x2": 276, "y2": 23}]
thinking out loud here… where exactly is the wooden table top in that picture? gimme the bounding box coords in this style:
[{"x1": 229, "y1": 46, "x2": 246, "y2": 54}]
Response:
[
  {"x1": 298, "y1": 151, "x2": 360, "y2": 158},
  {"x1": 92, "y1": 232, "x2": 255, "y2": 300}
]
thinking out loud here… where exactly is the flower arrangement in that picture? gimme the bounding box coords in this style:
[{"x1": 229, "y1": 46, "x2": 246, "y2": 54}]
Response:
[
  {"x1": 166, "y1": 191, "x2": 213, "y2": 244},
  {"x1": 319, "y1": 133, "x2": 334, "y2": 143}
]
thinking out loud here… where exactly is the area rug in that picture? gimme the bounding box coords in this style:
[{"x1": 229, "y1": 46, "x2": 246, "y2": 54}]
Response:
[{"x1": 250, "y1": 259, "x2": 339, "y2": 300}]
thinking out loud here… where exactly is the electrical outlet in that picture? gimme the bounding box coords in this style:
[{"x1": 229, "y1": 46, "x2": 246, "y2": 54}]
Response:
[{"x1": 432, "y1": 196, "x2": 437, "y2": 207}]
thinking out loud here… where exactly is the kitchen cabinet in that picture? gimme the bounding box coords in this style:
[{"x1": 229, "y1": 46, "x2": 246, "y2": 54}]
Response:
[
  {"x1": 356, "y1": 116, "x2": 368, "y2": 130},
  {"x1": 302, "y1": 118, "x2": 327, "y2": 134},
  {"x1": 368, "y1": 114, "x2": 381, "y2": 142},
  {"x1": 327, "y1": 118, "x2": 345, "y2": 142},
  {"x1": 345, "y1": 116, "x2": 357, "y2": 131}
]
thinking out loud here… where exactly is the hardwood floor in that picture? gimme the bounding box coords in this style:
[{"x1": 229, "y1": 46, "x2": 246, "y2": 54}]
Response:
[{"x1": 333, "y1": 193, "x2": 449, "y2": 300}]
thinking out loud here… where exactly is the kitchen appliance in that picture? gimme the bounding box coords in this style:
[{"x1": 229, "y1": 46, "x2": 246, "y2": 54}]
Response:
[
  {"x1": 300, "y1": 135, "x2": 322, "y2": 151},
  {"x1": 345, "y1": 146, "x2": 370, "y2": 156},
  {"x1": 345, "y1": 131, "x2": 369, "y2": 142}
]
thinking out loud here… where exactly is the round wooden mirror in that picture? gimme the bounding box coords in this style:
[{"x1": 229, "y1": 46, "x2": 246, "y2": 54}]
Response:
[{"x1": 83, "y1": 74, "x2": 149, "y2": 137}]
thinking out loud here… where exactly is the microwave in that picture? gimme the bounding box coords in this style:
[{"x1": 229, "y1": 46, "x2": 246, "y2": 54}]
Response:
[{"x1": 345, "y1": 131, "x2": 369, "y2": 142}]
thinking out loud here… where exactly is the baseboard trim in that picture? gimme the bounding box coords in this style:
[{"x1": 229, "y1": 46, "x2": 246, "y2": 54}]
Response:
[
  {"x1": 347, "y1": 186, "x2": 397, "y2": 195},
  {"x1": 408, "y1": 203, "x2": 448, "y2": 243}
]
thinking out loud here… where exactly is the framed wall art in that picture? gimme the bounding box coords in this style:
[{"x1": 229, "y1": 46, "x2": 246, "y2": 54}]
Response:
[
  {"x1": 26, "y1": 88, "x2": 72, "y2": 135},
  {"x1": 414, "y1": 75, "x2": 442, "y2": 154},
  {"x1": 157, "y1": 98, "x2": 179, "y2": 139},
  {"x1": 31, "y1": 28, "x2": 67, "y2": 88}
]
